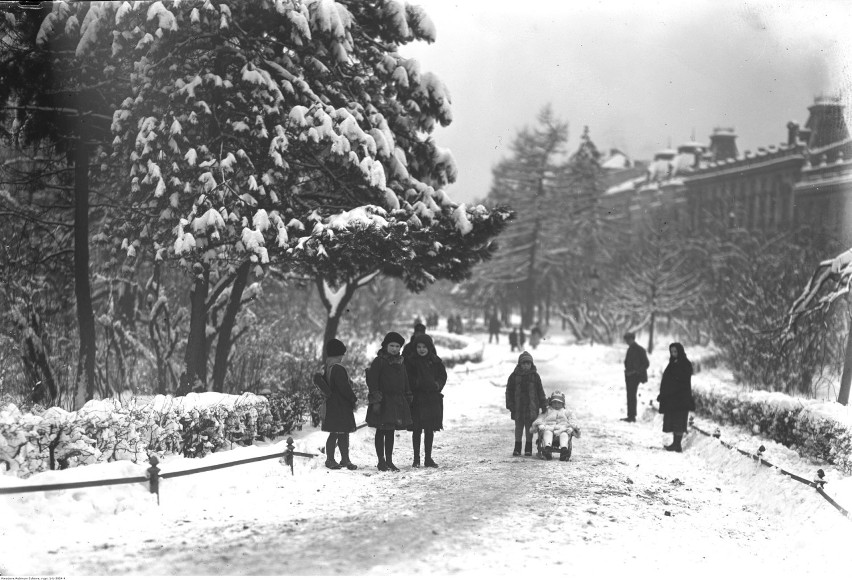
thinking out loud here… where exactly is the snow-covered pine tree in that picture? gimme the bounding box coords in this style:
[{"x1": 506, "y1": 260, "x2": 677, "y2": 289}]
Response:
[{"x1": 23, "y1": 1, "x2": 510, "y2": 395}]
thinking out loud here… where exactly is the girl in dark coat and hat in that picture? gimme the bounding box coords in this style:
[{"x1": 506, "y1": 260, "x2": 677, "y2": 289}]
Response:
[
  {"x1": 657, "y1": 342, "x2": 696, "y2": 452},
  {"x1": 404, "y1": 334, "x2": 447, "y2": 468},
  {"x1": 321, "y1": 339, "x2": 358, "y2": 470},
  {"x1": 505, "y1": 351, "x2": 548, "y2": 457},
  {"x1": 366, "y1": 331, "x2": 414, "y2": 471}
]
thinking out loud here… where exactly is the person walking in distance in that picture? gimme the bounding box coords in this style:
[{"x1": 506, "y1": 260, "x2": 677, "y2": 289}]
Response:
[
  {"x1": 622, "y1": 331, "x2": 649, "y2": 423},
  {"x1": 366, "y1": 332, "x2": 414, "y2": 471},
  {"x1": 488, "y1": 313, "x2": 501, "y2": 344},
  {"x1": 320, "y1": 339, "x2": 358, "y2": 470},
  {"x1": 404, "y1": 333, "x2": 447, "y2": 468},
  {"x1": 657, "y1": 342, "x2": 695, "y2": 452},
  {"x1": 505, "y1": 351, "x2": 547, "y2": 457}
]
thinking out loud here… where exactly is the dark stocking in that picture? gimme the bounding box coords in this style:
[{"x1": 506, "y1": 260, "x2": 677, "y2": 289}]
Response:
[
  {"x1": 384, "y1": 429, "x2": 396, "y2": 464},
  {"x1": 338, "y1": 433, "x2": 350, "y2": 464},
  {"x1": 325, "y1": 433, "x2": 338, "y2": 462},
  {"x1": 374, "y1": 430, "x2": 385, "y2": 461},
  {"x1": 424, "y1": 430, "x2": 434, "y2": 461},
  {"x1": 412, "y1": 429, "x2": 422, "y2": 461}
]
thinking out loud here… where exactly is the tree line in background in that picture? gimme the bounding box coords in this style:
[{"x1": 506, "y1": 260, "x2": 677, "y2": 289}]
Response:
[
  {"x1": 0, "y1": 1, "x2": 511, "y2": 411},
  {"x1": 461, "y1": 106, "x2": 849, "y2": 401}
]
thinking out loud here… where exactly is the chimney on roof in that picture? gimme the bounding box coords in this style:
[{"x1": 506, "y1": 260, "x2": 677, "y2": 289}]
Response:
[
  {"x1": 787, "y1": 121, "x2": 799, "y2": 146},
  {"x1": 804, "y1": 95, "x2": 849, "y2": 148},
  {"x1": 709, "y1": 127, "x2": 738, "y2": 161}
]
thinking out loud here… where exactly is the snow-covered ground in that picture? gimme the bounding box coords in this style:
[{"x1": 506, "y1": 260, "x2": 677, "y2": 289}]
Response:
[{"x1": 2, "y1": 332, "x2": 851, "y2": 576}]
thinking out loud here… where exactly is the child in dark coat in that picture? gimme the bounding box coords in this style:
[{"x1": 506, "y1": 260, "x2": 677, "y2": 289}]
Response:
[
  {"x1": 505, "y1": 351, "x2": 547, "y2": 456},
  {"x1": 404, "y1": 334, "x2": 447, "y2": 468},
  {"x1": 321, "y1": 339, "x2": 358, "y2": 470},
  {"x1": 366, "y1": 332, "x2": 414, "y2": 471}
]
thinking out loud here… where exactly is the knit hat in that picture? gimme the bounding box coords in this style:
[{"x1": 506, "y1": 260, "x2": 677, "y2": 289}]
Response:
[
  {"x1": 518, "y1": 351, "x2": 533, "y2": 365},
  {"x1": 382, "y1": 331, "x2": 405, "y2": 348},
  {"x1": 325, "y1": 338, "x2": 346, "y2": 357},
  {"x1": 549, "y1": 391, "x2": 565, "y2": 406}
]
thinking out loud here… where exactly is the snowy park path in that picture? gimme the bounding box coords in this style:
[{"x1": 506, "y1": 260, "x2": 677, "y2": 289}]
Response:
[{"x1": 7, "y1": 340, "x2": 849, "y2": 576}]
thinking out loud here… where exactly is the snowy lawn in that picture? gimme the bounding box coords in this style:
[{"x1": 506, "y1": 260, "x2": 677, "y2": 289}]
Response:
[{"x1": 1, "y1": 334, "x2": 850, "y2": 575}]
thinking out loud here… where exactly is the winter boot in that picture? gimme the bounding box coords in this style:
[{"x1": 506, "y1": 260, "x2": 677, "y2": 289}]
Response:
[
  {"x1": 338, "y1": 434, "x2": 357, "y2": 470},
  {"x1": 665, "y1": 433, "x2": 683, "y2": 452},
  {"x1": 524, "y1": 440, "x2": 533, "y2": 457},
  {"x1": 325, "y1": 458, "x2": 341, "y2": 470},
  {"x1": 377, "y1": 459, "x2": 389, "y2": 471},
  {"x1": 543, "y1": 445, "x2": 553, "y2": 460},
  {"x1": 424, "y1": 458, "x2": 438, "y2": 468},
  {"x1": 513, "y1": 441, "x2": 522, "y2": 457},
  {"x1": 559, "y1": 446, "x2": 571, "y2": 461}
]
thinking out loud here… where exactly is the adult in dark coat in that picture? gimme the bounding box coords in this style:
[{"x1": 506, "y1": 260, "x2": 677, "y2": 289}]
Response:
[
  {"x1": 622, "y1": 331, "x2": 649, "y2": 423},
  {"x1": 321, "y1": 339, "x2": 358, "y2": 470},
  {"x1": 505, "y1": 351, "x2": 547, "y2": 456},
  {"x1": 366, "y1": 332, "x2": 413, "y2": 471},
  {"x1": 657, "y1": 342, "x2": 695, "y2": 452},
  {"x1": 488, "y1": 314, "x2": 501, "y2": 344},
  {"x1": 404, "y1": 334, "x2": 447, "y2": 468}
]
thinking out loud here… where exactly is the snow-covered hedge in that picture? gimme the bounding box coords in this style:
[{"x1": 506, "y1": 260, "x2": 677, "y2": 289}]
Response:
[
  {"x1": 693, "y1": 384, "x2": 852, "y2": 474},
  {"x1": 430, "y1": 331, "x2": 484, "y2": 367},
  {"x1": 0, "y1": 392, "x2": 306, "y2": 478}
]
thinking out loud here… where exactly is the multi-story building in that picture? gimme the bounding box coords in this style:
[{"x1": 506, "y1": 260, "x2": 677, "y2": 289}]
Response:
[{"x1": 604, "y1": 96, "x2": 852, "y2": 251}]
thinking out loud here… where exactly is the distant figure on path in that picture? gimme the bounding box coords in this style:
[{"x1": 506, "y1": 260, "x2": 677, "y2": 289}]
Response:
[
  {"x1": 404, "y1": 334, "x2": 447, "y2": 468},
  {"x1": 621, "y1": 331, "x2": 649, "y2": 423},
  {"x1": 321, "y1": 339, "x2": 358, "y2": 470},
  {"x1": 518, "y1": 327, "x2": 526, "y2": 350},
  {"x1": 488, "y1": 314, "x2": 501, "y2": 344},
  {"x1": 529, "y1": 324, "x2": 542, "y2": 349},
  {"x1": 505, "y1": 351, "x2": 547, "y2": 457},
  {"x1": 657, "y1": 342, "x2": 695, "y2": 452},
  {"x1": 402, "y1": 322, "x2": 427, "y2": 358},
  {"x1": 366, "y1": 332, "x2": 413, "y2": 471},
  {"x1": 508, "y1": 327, "x2": 519, "y2": 352}
]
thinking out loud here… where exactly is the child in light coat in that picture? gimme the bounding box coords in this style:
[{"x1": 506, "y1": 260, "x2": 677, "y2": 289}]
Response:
[{"x1": 531, "y1": 391, "x2": 580, "y2": 461}]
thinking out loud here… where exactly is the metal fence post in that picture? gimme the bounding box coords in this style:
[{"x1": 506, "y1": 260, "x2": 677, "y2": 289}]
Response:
[
  {"x1": 284, "y1": 437, "x2": 294, "y2": 476},
  {"x1": 147, "y1": 455, "x2": 161, "y2": 505}
]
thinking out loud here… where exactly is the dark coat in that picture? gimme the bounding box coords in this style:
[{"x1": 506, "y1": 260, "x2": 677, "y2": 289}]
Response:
[
  {"x1": 624, "y1": 342, "x2": 650, "y2": 384},
  {"x1": 404, "y1": 338, "x2": 447, "y2": 431},
  {"x1": 657, "y1": 352, "x2": 695, "y2": 415},
  {"x1": 505, "y1": 365, "x2": 547, "y2": 422},
  {"x1": 321, "y1": 363, "x2": 357, "y2": 433},
  {"x1": 365, "y1": 350, "x2": 413, "y2": 429}
]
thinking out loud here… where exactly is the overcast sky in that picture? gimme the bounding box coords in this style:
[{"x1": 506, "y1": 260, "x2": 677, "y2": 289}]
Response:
[{"x1": 400, "y1": 0, "x2": 852, "y2": 204}]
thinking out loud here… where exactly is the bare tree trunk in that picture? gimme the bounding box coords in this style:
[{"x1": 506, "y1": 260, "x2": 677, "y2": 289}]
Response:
[
  {"x1": 73, "y1": 132, "x2": 96, "y2": 410},
  {"x1": 647, "y1": 311, "x2": 656, "y2": 355},
  {"x1": 180, "y1": 264, "x2": 210, "y2": 395},
  {"x1": 211, "y1": 261, "x2": 251, "y2": 393},
  {"x1": 317, "y1": 278, "x2": 360, "y2": 347},
  {"x1": 838, "y1": 325, "x2": 852, "y2": 405}
]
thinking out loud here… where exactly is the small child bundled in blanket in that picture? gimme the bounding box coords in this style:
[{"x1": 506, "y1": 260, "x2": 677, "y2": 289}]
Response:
[{"x1": 530, "y1": 391, "x2": 581, "y2": 461}]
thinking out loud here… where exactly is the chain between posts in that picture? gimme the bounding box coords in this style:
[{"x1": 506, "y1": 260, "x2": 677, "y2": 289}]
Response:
[{"x1": 687, "y1": 416, "x2": 851, "y2": 521}]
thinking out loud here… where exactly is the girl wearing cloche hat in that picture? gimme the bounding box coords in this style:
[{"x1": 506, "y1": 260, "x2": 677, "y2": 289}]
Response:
[
  {"x1": 365, "y1": 331, "x2": 414, "y2": 472},
  {"x1": 321, "y1": 339, "x2": 358, "y2": 470}
]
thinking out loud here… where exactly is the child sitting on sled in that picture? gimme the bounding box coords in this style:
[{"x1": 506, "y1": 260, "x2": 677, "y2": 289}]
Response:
[{"x1": 531, "y1": 391, "x2": 581, "y2": 461}]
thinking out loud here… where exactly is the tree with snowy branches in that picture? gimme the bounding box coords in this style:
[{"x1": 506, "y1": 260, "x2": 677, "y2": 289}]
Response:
[
  {"x1": 0, "y1": 2, "x2": 138, "y2": 407},
  {"x1": 604, "y1": 231, "x2": 703, "y2": 353},
  {"x1": 787, "y1": 247, "x2": 852, "y2": 404},
  {"x1": 5, "y1": 1, "x2": 510, "y2": 399},
  {"x1": 470, "y1": 105, "x2": 569, "y2": 327}
]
